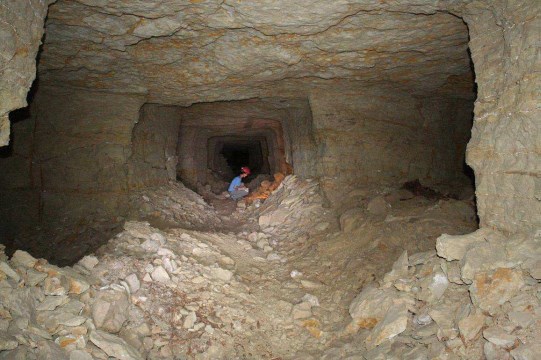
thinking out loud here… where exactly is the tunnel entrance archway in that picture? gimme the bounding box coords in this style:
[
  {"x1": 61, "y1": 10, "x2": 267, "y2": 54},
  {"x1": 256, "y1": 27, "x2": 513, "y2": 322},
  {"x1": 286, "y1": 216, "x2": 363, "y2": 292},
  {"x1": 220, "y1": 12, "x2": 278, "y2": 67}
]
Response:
[{"x1": 175, "y1": 99, "x2": 308, "y2": 191}]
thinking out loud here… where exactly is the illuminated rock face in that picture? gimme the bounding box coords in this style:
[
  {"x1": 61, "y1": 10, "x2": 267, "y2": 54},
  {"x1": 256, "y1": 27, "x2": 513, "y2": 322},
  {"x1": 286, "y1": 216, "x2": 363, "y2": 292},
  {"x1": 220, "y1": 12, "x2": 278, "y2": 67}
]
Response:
[
  {"x1": 0, "y1": 0, "x2": 539, "y2": 238},
  {"x1": 463, "y1": 1, "x2": 541, "y2": 234},
  {"x1": 0, "y1": 2, "x2": 538, "y2": 358},
  {"x1": 0, "y1": 0, "x2": 54, "y2": 146},
  {"x1": 37, "y1": 0, "x2": 473, "y2": 104}
]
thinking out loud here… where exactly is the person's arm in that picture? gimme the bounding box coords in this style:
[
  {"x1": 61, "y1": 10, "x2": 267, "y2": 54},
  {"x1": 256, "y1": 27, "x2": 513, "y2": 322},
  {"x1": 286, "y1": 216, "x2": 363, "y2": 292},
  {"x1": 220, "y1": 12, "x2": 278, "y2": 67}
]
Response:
[{"x1": 228, "y1": 177, "x2": 241, "y2": 192}]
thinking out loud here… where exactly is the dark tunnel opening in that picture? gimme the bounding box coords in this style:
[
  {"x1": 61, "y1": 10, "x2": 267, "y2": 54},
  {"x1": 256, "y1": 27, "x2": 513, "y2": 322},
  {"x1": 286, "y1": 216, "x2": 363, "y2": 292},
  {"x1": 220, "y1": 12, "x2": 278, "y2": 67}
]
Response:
[{"x1": 214, "y1": 138, "x2": 271, "y2": 182}]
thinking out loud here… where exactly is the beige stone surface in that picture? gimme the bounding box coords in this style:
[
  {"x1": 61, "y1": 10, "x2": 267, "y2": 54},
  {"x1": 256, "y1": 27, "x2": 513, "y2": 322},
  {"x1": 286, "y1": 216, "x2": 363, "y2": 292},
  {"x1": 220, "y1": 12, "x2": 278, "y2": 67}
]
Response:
[
  {"x1": 128, "y1": 104, "x2": 181, "y2": 190},
  {"x1": 38, "y1": 0, "x2": 473, "y2": 105},
  {"x1": 0, "y1": 0, "x2": 54, "y2": 146},
  {"x1": 469, "y1": 268, "x2": 525, "y2": 315},
  {"x1": 309, "y1": 87, "x2": 474, "y2": 203},
  {"x1": 0, "y1": 87, "x2": 146, "y2": 236},
  {"x1": 464, "y1": 0, "x2": 541, "y2": 234}
]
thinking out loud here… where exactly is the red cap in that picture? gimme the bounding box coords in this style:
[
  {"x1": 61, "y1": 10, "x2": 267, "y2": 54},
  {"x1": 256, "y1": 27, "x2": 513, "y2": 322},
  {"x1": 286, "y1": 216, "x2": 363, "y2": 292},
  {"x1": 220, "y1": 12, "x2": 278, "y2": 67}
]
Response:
[{"x1": 241, "y1": 166, "x2": 251, "y2": 175}]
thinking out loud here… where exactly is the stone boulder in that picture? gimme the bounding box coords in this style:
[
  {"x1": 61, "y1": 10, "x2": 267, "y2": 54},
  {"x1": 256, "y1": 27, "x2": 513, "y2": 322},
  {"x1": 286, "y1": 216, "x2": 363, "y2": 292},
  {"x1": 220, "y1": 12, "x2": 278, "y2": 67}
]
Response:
[
  {"x1": 469, "y1": 268, "x2": 525, "y2": 315},
  {"x1": 92, "y1": 290, "x2": 130, "y2": 333}
]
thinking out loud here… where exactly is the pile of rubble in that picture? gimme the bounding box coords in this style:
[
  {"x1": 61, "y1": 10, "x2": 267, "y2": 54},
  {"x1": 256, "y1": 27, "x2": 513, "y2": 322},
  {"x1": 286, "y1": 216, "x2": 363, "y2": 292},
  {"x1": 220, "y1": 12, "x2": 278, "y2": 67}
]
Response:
[
  {"x1": 335, "y1": 228, "x2": 541, "y2": 359},
  {"x1": 0, "y1": 220, "x2": 288, "y2": 359},
  {"x1": 254, "y1": 175, "x2": 333, "y2": 237},
  {"x1": 2, "y1": 175, "x2": 536, "y2": 359},
  {"x1": 129, "y1": 182, "x2": 221, "y2": 230},
  {"x1": 0, "y1": 182, "x2": 340, "y2": 360}
]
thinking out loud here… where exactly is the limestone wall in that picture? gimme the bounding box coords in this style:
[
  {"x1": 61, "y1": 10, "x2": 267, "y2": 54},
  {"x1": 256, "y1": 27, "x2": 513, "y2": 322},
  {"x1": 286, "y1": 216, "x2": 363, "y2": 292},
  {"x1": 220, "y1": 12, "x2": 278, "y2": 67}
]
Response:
[
  {"x1": 463, "y1": 1, "x2": 540, "y2": 234},
  {"x1": 128, "y1": 104, "x2": 181, "y2": 190},
  {"x1": 0, "y1": 86, "x2": 146, "y2": 236},
  {"x1": 309, "y1": 88, "x2": 474, "y2": 203},
  {"x1": 177, "y1": 126, "x2": 205, "y2": 189},
  {"x1": 0, "y1": 0, "x2": 53, "y2": 146},
  {"x1": 0, "y1": 115, "x2": 40, "y2": 239},
  {"x1": 33, "y1": 87, "x2": 145, "y2": 224},
  {"x1": 281, "y1": 100, "x2": 318, "y2": 179}
]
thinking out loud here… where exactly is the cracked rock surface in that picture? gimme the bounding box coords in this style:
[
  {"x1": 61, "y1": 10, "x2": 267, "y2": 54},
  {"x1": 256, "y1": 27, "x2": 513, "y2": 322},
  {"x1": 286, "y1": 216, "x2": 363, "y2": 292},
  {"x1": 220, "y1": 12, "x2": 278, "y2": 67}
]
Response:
[{"x1": 39, "y1": 0, "x2": 474, "y2": 104}]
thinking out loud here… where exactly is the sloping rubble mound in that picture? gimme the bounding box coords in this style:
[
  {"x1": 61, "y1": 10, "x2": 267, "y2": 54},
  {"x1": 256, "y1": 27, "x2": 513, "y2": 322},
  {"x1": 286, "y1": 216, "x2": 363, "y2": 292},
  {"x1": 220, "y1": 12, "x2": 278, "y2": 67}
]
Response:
[
  {"x1": 0, "y1": 221, "x2": 313, "y2": 359},
  {"x1": 255, "y1": 175, "x2": 334, "y2": 237},
  {"x1": 129, "y1": 182, "x2": 221, "y2": 230},
  {"x1": 324, "y1": 229, "x2": 541, "y2": 359},
  {"x1": 0, "y1": 177, "x2": 516, "y2": 360}
]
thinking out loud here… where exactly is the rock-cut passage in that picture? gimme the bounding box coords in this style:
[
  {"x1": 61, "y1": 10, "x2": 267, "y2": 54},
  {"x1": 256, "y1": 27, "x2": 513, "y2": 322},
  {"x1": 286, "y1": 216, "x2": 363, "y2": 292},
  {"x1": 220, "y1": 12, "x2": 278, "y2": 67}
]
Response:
[{"x1": 1, "y1": 1, "x2": 540, "y2": 360}]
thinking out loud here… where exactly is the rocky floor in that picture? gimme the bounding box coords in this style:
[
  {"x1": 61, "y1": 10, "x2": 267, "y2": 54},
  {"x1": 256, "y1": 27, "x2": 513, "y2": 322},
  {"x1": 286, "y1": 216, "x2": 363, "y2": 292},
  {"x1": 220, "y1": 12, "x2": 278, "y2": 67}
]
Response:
[{"x1": 1, "y1": 177, "x2": 538, "y2": 359}]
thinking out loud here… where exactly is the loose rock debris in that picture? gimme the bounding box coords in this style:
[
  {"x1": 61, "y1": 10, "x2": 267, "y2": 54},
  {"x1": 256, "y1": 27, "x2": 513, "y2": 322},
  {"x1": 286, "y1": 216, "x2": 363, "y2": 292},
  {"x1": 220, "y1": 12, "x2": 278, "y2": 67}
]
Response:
[{"x1": 1, "y1": 176, "x2": 537, "y2": 359}]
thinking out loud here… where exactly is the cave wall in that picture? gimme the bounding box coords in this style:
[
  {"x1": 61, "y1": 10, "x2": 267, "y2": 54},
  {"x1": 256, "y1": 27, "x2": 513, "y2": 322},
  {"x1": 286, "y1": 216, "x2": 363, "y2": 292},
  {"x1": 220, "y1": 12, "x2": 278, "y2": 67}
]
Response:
[
  {"x1": 0, "y1": 0, "x2": 54, "y2": 146},
  {"x1": 0, "y1": 114, "x2": 40, "y2": 238},
  {"x1": 280, "y1": 100, "x2": 318, "y2": 179},
  {"x1": 464, "y1": 1, "x2": 540, "y2": 234},
  {"x1": 177, "y1": 126, "x2": 209, "y2": 189},
  {"x1": 309, "y1": 88, "x2": 474, "y2": 203},
  {"x1": 0, "y1": 86, "x2": 146, "y2": 235},
  {"x1": 128, "y1": 104, "x2": 181, "y2": 190},
  {"x1": 32, "y1": 87, "x2": 145, "y2": 224}
]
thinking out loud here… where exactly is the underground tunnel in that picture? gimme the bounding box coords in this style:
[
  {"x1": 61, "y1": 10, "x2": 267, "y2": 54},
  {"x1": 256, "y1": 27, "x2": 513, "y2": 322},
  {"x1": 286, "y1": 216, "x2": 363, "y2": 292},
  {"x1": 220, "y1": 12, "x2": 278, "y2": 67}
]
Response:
[{"x1": 0, "y1": 1, "x2": 539, "y2": 359}]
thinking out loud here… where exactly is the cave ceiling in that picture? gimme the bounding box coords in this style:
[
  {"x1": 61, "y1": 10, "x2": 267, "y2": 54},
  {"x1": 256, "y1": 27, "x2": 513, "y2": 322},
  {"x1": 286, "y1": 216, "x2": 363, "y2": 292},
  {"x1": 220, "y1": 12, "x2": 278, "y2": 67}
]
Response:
[{"x1": 39, "y1": 0, "x2": 475, "y2": 105}]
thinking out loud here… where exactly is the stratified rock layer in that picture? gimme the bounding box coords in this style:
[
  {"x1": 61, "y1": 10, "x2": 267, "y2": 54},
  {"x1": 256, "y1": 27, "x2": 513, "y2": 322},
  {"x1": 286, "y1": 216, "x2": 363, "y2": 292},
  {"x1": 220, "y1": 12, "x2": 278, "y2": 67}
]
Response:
[
  {"x1": 464, "y1": 1, "x2": 541, "y2": 234},
  {"x1": 0, "y1": 0, "x2": 54, "y2": 145},
  {"x1": 39, "y1": 0, "x2": 473, "y2": 104}
]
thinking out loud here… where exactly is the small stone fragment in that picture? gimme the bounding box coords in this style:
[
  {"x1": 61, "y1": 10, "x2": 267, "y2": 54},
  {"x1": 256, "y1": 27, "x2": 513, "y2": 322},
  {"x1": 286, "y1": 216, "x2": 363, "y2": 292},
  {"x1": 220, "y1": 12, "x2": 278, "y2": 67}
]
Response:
[
  {"x1": 350, "y1": 285, "x2": 413, "y2": 328},
  {"x1": 26, "y1": 269, "x2": 48, "y2": 286},
  {"x1": 484, "y1": 341, "x2": 511, "y2": 360},
  {"x1": 266, "y1": 253, "x2": 282, "y2": 261},
  {"x1": 89, "y1": 330, "x2": 143, "y2": 360},
  {"x1": 483, "y1": 326, "x2": 517, "y2": 349},
  {"x1": 92, "y1": 290, "x2": 129, "y2": 333},
  {"x1": 11, "y1": 250, "x2": 37, "y2": 268},
  {"x1": 0, "y1": 262, "x2": 20, "y2": 282},
  {"x1": 209, "y1": 267, "x2": 233, "y2": 282},
  {"x1": 183, "y1": 311, "x2": 196, "y2": 329},
  {"x1": 0, "y1": 331, "x2": 18, "y2": 351},
  {"x1": 292, "y1": 302, "x2": 312, "y2": 319},
  {"x1": 124, "y1": 274, "x2": 140, "y2": 293},
  {"x1": 461, "y1": 243, "x2": 511, "y2": 283},
  {"x1": 469, "y1": 268, "x2": 525, "y2": 314},
  {"x1": 141, "y1": 239, "x2": 160, "y2": 252},
  {"x1": 510, "y1": 343, "x2": 541, "y2": 360},
  {"x1": 36, "y1": 295, "x2": 69, "y2": 311},
  {"x1": 508, "y1": 311, "x2": 534, "y2": 329},
  {"x1": 300, "y1": 279, "x2": 324, "y2": 289},
  {"x1": 383, "y1": 251, "x2": 409, "y2": 283},
  {"x1": 458, "y1": 312, "x2": 485, "y2": 342},
  {"x1": 43, "y1": 276, "x2": 68, "y2": 296},
  {"x1": 151, "y1": 266, "x2": 170, "y2": 283},
  {"x1": 365, "y1": 304, "x2": 408, "y2": 350},
  {"x1": 427, "y1": 271, "x2": 449, "y2": 301},
  {"x1": 78, "y1": 255, "x2": 99, "y2": 270},
  {"x1": 436, "y1": 230, "x2": 489, "y2": 261}
]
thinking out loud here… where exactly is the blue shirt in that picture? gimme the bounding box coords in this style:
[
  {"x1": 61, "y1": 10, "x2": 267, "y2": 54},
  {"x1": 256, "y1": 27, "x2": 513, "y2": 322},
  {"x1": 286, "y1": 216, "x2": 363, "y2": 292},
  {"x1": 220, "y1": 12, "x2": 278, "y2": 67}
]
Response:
[{"x1": 228, "y1": 176, "x2": 243, "y2": 192}]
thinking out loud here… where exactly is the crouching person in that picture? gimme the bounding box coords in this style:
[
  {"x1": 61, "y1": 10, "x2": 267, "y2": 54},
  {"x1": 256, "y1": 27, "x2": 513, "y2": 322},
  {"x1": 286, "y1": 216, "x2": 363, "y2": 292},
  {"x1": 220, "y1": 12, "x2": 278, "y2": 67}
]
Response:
[{"x1": 228, "y1": 166, "x2": 251, "y2": 200}]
